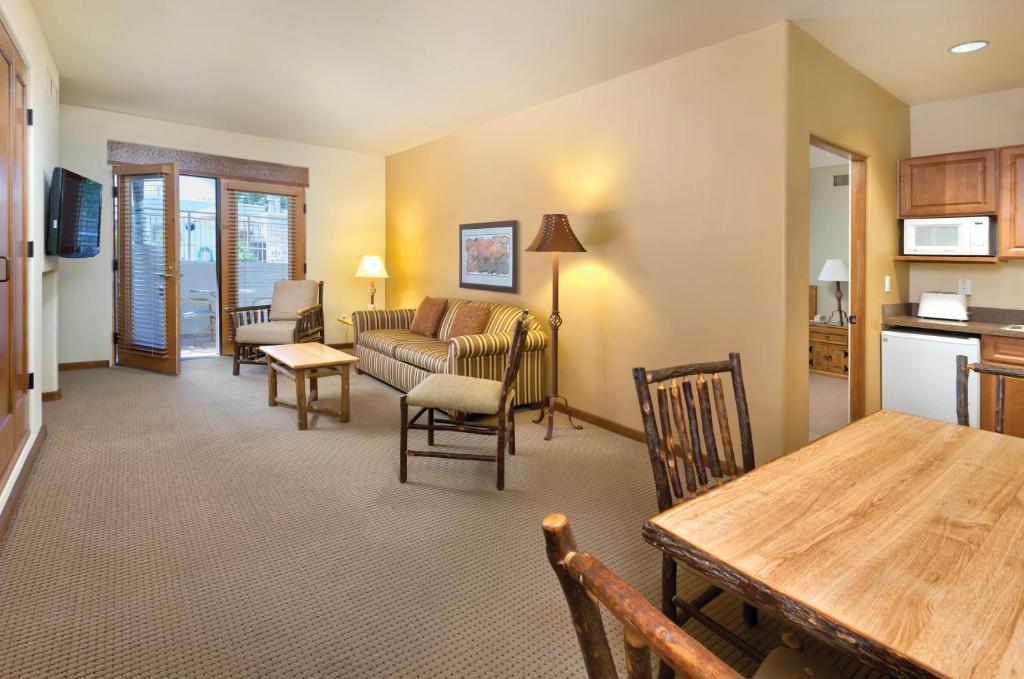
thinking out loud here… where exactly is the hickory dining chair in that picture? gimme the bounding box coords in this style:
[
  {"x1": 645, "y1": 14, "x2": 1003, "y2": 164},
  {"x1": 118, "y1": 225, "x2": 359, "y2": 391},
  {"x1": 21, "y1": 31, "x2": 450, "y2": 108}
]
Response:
[
  {"x1": 399, "y1": 311, "x2": 529, "y2": 490},
  {"x1": 632, "y1": 353, "x2": 760, "y2": 678},
  {"x1": 543, "y1": 514, "x2": 836, "y2": 679},
  {"x1": 956, "y1": 354, "x2": 1024, "y2": 432}
]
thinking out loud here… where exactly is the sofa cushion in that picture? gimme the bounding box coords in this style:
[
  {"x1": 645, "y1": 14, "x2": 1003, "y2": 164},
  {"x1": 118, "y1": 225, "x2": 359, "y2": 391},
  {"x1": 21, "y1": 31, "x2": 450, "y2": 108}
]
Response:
[
  {"x1": 236, "y1": 320, "x2": 296, "y2": 345},
  {"x1": 410, "y1": 296, "x2": 448, "y2": 337},
  {"x1": 359, "y1": 329, "x2": 420, "y2": 358},
  {"x1": 436, "y1": 299, "x2": 467, "y2": 341},
  {"x1": 269, "y1": 280, "x2": 320, "y2": 321},
  {"x1": 483, "y1": 304, "x2": 528, "y2": 334},
  {"x1": 393, "y1": 341, "x2": 449, "y2": 373},
  {"x1": 448, "y1": 305, "x2": 491, "y2": 339},
  {"x1": 406, "y1": 373, "x2": 507, "y2": 415}
]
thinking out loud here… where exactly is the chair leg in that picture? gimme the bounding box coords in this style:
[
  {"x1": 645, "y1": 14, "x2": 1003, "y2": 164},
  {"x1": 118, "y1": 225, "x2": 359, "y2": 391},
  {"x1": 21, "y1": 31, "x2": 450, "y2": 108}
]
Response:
[
  {"x1": 496, "y1": 412, "x2": 506, "y2": 491},
  {"x1": 508, "y1": 405, "x2": 516, "y2": 455},
  {"x1": 232, "y1": 345, "x2": 241, "y2": 375},
  {"x1": 742, "y1": 602, "x2": 758, "y2": 627},
  {"x1": 427, "y1": 408, "x2": 435, "y2": 446},
  {"x1": 400, "y1": 396, "x2": 408, "y2": 483},
  {"x1": 659, "y1": 555, "x2": 678, "y2": 679}
]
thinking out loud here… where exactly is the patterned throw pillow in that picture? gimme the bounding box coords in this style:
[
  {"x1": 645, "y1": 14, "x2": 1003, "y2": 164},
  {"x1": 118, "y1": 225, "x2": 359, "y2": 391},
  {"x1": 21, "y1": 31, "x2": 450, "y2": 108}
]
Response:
[
  {"x1": 409, "y1": 297, "x2": 449, "y2": 337},
  {"x1": 447, "y1": 305, "x2": 491, "y2": 339}
]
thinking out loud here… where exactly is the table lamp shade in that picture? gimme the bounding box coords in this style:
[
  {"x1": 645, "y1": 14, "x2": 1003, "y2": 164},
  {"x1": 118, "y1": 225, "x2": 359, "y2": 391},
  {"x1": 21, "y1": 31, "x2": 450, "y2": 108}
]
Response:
[
  {"x1": 526, "y1": 214, "x2": 587, "y2": 253},
  {"x1": 817, "y1": 258, "x2": 849, "y2": 283},
  {"x1": 355, "y1": 255, "x2": 389, "y2": 279}
]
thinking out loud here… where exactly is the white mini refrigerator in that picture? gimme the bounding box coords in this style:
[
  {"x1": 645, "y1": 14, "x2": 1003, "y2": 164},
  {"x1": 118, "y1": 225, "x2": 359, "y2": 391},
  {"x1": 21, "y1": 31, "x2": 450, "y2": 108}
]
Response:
[{"x1": 881, "y1": 330, "x2": 980, "y2": 427}]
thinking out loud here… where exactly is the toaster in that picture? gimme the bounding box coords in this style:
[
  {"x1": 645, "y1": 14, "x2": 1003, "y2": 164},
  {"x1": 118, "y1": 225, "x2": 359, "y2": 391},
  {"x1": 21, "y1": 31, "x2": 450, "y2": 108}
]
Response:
[{"x1": 917, "y1": 292, "x2": 969, "y2": 321}]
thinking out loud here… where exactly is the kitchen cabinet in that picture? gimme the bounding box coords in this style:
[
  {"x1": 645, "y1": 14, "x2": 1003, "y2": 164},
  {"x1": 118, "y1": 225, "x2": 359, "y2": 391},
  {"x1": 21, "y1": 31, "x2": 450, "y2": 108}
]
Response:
[
  {"x1": 899, "y1": 149, "x2": 998, "y2": 218},
  {"x1": 980, "y1": 335, "x2": 1024, "y2": 437},
  {"x1": 999, "y1": 145, "x2": 1024, "y2": 258},
  {"x1": 809, "y1": 323, "x2": 848, "y2": 378}
]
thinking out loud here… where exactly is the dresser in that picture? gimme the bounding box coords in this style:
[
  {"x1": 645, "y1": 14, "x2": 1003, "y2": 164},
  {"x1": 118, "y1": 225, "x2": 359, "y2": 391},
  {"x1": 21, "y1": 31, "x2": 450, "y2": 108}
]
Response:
[{"x1": 809, "y1": 322, "x2": 848, "y2": 378}]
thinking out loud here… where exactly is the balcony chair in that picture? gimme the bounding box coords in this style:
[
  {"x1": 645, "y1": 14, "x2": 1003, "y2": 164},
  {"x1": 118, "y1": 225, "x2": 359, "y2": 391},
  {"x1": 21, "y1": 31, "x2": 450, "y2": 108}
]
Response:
[{"x1": 228, "y1": 279, "x2": 323, "y2": 375}]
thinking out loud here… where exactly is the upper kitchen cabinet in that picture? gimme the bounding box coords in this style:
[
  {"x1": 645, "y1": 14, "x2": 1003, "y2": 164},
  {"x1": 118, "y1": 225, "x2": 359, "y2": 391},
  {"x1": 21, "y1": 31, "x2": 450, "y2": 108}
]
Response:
[
  {"x1": 999, "y1": 145, "x2": 1024, "y2": 258},
  {"x1": 899, "y1": 149, "x2": 998, "y2": 218}
]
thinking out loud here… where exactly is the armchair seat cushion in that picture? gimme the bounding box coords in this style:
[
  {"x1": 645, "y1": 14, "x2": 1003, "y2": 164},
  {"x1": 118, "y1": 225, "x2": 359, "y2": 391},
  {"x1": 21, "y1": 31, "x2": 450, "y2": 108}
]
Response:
[
  {"x1": 394, "y1": 341, "x2": 449, "y2": 373},
  {"x1": 235, "y1": 320, "x2": 296, "y2": 345},
  {"x1": 406, "y1": 374, "x2": 508, "y2": 415}
]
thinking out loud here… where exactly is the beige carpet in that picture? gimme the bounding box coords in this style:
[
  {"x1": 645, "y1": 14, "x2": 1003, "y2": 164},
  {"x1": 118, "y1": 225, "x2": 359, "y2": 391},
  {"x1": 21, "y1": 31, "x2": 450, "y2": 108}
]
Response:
[
  {"x1": 0, "y1": 359, "x2": 874, "y2": 677},
  {"x1": 808, "y1": 373, "x2": 849, "y2": 442}
]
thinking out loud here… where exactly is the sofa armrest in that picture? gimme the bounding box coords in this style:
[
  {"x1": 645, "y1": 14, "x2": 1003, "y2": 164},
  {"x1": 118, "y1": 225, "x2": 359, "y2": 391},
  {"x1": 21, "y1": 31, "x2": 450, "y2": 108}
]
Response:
[
  {"x1": 351, "y1": 308, "x2": 415, "y2": 343},
  {"x1": 448, "y1": 329, "x2": 548, "y2": 360}
]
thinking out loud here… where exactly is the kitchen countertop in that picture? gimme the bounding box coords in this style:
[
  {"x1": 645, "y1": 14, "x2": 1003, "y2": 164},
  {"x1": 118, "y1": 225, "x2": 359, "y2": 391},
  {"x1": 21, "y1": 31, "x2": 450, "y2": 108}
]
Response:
[{"x1": 883, "y1": 314, "x2": 1024, "y2": 339}]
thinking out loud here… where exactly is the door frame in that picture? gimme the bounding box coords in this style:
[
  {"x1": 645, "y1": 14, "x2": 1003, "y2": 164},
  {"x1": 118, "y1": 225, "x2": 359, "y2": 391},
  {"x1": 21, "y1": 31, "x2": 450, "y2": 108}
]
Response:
[{"x1": 810, "y1": 136, "x2": 866, "y2": 421}]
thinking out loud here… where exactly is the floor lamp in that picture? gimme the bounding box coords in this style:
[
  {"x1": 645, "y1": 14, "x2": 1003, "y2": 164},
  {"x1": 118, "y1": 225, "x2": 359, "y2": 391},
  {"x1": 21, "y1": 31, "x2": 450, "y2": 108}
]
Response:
[{"x1": 526, "y1": 214, "x2": 586, "y2": 440}]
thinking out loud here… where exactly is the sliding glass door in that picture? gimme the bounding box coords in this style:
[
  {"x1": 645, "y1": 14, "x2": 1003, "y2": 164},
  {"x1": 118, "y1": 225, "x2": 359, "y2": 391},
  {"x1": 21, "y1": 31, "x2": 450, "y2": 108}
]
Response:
[
  {"x1": 219, "y1": 180, "x2": 306, "y2": 352},
  {"x1": 113, "y1": 163, "x2": 181, "y2": 374}
]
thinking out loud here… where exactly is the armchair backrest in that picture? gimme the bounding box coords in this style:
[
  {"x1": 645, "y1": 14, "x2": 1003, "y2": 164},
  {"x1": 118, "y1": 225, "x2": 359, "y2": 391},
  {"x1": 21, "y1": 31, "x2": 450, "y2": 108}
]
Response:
[{"x1": 269, "y1": 280, "x2": 322, "y2": 321}]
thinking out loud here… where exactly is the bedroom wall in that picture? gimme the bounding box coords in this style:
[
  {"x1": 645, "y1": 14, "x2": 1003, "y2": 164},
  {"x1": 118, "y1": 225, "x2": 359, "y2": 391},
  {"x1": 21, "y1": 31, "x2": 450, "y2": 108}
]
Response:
[{"x1": 57, "y1": 105, "x2": 385, "y2": 364}]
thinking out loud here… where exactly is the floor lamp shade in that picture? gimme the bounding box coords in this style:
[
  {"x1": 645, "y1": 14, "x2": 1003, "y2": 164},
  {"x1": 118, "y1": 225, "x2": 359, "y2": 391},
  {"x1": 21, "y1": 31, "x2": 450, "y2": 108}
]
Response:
[{"x1": 527, "y1": 214, "x2": 585, "y2": 440}]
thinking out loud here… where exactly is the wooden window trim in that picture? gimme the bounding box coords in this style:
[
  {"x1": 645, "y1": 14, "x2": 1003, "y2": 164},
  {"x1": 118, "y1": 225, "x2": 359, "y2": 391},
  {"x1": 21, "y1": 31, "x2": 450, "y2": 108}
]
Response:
[{"x1": 107, "y1": 140, "x2": 309, "y2": 187}]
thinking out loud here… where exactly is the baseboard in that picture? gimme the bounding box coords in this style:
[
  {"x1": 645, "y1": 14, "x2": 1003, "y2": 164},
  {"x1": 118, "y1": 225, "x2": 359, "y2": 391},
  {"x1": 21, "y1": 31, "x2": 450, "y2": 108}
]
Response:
[
  {"x1": 42, "y1": 389, "x2": 62, "y2": 402},
  {"x1": 59, "y1": 360, "x2": 109, "y2": 371},
  {"x1": 552, "y1": 401, "x2": 645, "y2": 442},
  {"x1": 0, "y1": 425, "x2": 47, "y2": 541}
]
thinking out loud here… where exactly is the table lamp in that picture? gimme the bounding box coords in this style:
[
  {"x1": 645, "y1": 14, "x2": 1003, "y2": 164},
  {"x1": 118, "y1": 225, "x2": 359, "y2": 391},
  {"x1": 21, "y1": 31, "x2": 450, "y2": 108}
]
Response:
[
  {"x1": 526, "y1": 214, "x2": 586, "y2": 440},
  {"x1": 355, "y1": 255, "x2": 388, "y2": 309},
  {"x1": 817, "y1": 258, "x2": 849, "y2": 326}
]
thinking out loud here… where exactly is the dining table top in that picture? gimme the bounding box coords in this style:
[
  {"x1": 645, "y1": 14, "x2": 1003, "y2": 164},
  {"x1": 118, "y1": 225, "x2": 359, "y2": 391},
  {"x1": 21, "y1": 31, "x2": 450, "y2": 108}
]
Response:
[{"x1": 642, "y1": 410, "x2": 1024, "y2": 678}]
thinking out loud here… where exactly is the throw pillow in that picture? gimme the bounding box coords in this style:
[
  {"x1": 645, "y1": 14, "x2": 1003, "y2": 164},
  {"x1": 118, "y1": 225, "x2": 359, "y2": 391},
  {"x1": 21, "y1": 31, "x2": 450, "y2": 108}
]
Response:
[
  {"x1": 410, "y1": 296, "x2": 448, "y2": 337},
  {"x1": 447, "y1": 305, "x2": 491, "y2": 339}
]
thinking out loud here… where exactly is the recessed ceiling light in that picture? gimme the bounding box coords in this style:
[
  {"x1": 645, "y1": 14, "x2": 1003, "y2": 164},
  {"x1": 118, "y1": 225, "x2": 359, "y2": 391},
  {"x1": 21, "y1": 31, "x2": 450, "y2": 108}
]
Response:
[{"x1": 949, "y1": 40, "x2": 989, "y2": 54}]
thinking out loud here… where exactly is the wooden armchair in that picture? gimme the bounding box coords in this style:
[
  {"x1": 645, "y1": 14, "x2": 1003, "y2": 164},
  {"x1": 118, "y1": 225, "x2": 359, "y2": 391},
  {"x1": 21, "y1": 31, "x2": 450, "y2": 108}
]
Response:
[
  {"x1": 632, "y1": 353, "x2": 760, "y2": 677},
  {"x1": 543, "y1": 514, "x2": 837, "y2": 679},
  {"x1": 229, "y1": 280, "x2": 324, "y2": 375},
  {"x1": 956, "y1": 354, "x2": 1024, "y2": 432}
]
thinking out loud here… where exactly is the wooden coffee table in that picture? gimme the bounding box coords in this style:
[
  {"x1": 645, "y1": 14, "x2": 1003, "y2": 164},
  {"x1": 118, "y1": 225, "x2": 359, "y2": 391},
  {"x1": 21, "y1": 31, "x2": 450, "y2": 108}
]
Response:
[{"x1": 261, "y1": 342, "x2": 359, "y2": 430}]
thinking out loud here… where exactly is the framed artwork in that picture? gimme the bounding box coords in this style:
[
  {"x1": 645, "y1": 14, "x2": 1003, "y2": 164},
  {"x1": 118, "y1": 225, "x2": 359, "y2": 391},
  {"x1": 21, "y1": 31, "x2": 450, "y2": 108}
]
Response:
[{"x1": 459, "y1": 221, "x2": 518, "y2": 293}]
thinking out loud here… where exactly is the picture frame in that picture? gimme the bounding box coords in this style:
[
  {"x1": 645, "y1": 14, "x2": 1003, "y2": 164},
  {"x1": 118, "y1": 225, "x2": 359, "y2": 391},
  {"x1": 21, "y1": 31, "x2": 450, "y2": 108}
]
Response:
[{"x1": 459, "y1": 221, "x2": 518, "y2": 293}]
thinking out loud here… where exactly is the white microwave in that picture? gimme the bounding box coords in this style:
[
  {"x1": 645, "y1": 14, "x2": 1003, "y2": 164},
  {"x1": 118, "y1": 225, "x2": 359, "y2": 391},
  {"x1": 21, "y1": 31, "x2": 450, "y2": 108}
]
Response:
[{"x1": 903, "y1": 216, "x2": 993, "y2": 256}]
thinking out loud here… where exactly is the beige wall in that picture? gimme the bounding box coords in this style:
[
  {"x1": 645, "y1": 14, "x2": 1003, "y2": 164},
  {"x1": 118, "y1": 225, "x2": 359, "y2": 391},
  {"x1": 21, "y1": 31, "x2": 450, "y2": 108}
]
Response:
[
  {"x1": 908, "y1": 87, "x2": 1024, "y2": 308},
  {"x1": 784, "y1": 25, "x2": 910, "y2": 451},
  {"x1": 809, "y1": 163, "x2": 850, "y2": 318},
  {"x1": 58, "y1": 105, "x2": 385, "y2": 363},
  {"x1": 0, "y1": 0, "x2": 60, "y2": 510},
  {"x1": 387, "y1": 25, "x2": 792, "y2": 463}
]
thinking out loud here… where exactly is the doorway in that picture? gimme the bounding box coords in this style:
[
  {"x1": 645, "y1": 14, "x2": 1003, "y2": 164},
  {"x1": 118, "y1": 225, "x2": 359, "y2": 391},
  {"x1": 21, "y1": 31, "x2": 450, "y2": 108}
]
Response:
[
  {"x1": 807, "y1": 138, "x2": 866, "y2": 440},
  {"x1": 179, "y1": 176, "x2": 219, "y2": 359}
]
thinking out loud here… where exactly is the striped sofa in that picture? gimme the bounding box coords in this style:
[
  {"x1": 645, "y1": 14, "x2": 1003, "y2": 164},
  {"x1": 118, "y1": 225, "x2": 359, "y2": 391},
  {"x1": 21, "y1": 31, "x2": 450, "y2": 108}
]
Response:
[{"x1": 351, "y1": 299, "x2": 547, "y2": 406}]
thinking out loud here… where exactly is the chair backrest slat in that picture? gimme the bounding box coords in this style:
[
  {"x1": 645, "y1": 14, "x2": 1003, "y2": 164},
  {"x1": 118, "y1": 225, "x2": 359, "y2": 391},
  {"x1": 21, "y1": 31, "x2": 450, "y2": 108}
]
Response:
[
  {"x1": 633, "y1": 352, "x2": 755, "y2": 510},
  {"x1": 499, "y1": 311, "x2": 530, "y2": 401},
  {"x1": 544, "y1": 514, "x2": 743, "y2": 679},
  {"x1": 956, "y1": 355, "x2": 1024, "y2": 433},
  {"x1": 710, "y1": 374, "x2": 738, "y2": 476}
]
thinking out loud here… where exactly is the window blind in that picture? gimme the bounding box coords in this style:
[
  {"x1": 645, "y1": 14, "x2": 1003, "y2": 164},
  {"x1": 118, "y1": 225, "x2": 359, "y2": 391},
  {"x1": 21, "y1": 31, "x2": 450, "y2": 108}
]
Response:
[
  {"x1": 220, "y1": 180, "x2": 305, "y2": 350},
  {"x1": 116, "y1": 172, "x2": 173, "y2": 357}
]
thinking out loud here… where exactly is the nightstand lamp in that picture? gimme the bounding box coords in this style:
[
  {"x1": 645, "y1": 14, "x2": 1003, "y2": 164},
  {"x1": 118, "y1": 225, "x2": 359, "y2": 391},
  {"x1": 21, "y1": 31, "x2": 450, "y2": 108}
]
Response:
[
  {"x1": 355, "y1": 255, "x2": 388, "y2": 309},
  {"x1": 817, "y1": 258, "x2": 849, "y2": 326}
]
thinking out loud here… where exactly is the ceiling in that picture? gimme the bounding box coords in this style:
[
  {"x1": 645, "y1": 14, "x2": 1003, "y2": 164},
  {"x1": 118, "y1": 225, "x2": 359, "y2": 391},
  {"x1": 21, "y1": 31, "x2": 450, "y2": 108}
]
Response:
[{"x1": 31, "y1": 0, "x2": 1024, "y2": 155}]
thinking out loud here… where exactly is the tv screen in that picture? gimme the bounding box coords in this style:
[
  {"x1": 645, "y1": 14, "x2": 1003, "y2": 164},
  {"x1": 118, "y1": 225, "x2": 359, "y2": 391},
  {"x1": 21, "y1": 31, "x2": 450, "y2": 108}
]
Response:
[{"x1": 46, "y1": 167, "x2": 102, "y2": 258}]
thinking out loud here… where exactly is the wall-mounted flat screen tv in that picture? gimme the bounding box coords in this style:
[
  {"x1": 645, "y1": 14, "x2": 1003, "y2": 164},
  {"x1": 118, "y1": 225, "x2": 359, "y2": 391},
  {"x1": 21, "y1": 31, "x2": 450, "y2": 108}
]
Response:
[{"x1": 46, "y1": 167, "x2": 102, "y2": 258}]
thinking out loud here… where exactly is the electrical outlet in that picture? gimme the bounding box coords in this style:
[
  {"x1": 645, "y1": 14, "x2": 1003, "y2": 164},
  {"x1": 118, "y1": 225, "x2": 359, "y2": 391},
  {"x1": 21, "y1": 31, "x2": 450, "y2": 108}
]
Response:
[
  {"x1": 884, "y1": 275, "x2": 891, "y2": 293},
  {"x1": 957, "y1": 279, "x2": 972, "y2": 296}
]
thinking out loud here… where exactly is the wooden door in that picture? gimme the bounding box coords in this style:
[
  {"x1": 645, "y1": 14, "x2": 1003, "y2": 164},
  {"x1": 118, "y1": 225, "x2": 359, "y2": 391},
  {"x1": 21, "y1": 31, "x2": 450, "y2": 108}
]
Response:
[
  {"x1": 219, "y1": 180, "x2": 305, "y2": 353},
  {"x1": 0, "y1": 20, "x2": 27, "y2": 472},
  {"x1": 113, "y1": 164, "x2": 181, "y2": 374},
  {"x1": 980, "y1": 335, "x2": 1024, "y2": 437},
  {"x1": 999, "y1": 145, "x2": 1024, "y2": 258},
  {"x1": 898, "y1": 149, "x2": 998, "y2": 217}
]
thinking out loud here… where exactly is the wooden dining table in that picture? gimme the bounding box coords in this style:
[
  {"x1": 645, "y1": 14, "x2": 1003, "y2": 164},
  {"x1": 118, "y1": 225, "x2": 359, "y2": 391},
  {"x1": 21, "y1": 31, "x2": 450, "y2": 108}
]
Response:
[{"x1": 643, "y1": 410, "x2": 1024, "y2": 677}]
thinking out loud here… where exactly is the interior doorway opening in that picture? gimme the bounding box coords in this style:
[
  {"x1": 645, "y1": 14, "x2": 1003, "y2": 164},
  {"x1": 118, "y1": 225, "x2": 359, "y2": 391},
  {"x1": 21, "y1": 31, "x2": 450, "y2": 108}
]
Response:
[{"x1": 179, "y1": 175, "x2": 219, "y2": 359}]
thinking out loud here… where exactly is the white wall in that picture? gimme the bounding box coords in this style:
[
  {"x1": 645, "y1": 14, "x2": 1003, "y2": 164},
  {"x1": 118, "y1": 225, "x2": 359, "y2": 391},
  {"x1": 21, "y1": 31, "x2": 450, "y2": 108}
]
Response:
[
  {"x1": 909, "y1": 87, "x2": 1024, "y2": 308},
  {"x1": 808, "y1": 163, "x2": 850, "y2": 318},
  {"x1": 58, "y1": 105, "x2": 385, "y2": 363},
  {"x1": 0, "y1": 0, "x2": 59, "y2": 510}
]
